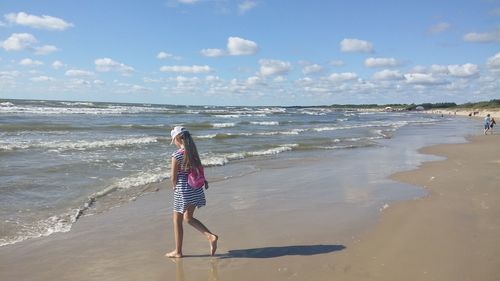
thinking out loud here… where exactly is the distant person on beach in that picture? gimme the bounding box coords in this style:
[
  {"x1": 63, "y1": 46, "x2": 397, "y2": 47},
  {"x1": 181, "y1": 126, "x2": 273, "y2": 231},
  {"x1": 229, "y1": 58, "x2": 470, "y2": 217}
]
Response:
[
  {"x1": 484, "y1": 114, "x2": 491, "y2": 135},
  {"x1": 490, "y1": 117, "x2": 496, "y2": 134},
  {"x1": 166, "y1": 126, "x2": 218, "y2": 258}
]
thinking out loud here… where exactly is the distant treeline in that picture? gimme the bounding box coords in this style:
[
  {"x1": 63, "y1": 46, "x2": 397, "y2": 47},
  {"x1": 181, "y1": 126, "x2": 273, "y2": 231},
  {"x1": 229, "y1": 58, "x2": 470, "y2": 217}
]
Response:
[
  {"x1": 405, "y1": 99, "x2": 500, "y2": 110},
  {"x1": 325, "y1": 99, "x2": 500, "y2": 110}
]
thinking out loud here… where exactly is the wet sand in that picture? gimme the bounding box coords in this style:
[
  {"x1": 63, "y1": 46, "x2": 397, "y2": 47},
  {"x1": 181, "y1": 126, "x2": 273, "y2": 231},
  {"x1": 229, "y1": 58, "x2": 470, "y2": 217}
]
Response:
[
  {"x1": 0, "y1": 134, "x2": 498, "y2": 280},
  {"x1": 0, "y1": 152, "x2": 375, "y2": 281}
]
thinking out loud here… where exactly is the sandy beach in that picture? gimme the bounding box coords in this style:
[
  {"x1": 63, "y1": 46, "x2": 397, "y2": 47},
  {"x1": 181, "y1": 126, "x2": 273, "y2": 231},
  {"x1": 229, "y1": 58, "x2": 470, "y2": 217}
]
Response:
[
  {"x1": 331, "y1": 134, "x2": 500, "y2": 280},
  {"x1": 1, "y1": 131, "x2": 498, "y2": 280},
  {"x1": 424, "y1": 108, "x2": 500, "y2": 120}
]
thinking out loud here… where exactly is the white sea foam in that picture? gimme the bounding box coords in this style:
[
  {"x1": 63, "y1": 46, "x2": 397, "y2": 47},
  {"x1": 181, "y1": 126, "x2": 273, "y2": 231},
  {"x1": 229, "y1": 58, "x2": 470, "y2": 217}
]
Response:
[
  {"x1": 248, "y1": 144, "x2": 298, "y2": 156},
  {"x1": 301, "y1": 111, "x2": 326, "y2": 116},
  {"x1": 0, "y1": 208, "x2": 81, "y2": 247},
  {"x1": 0, "y1": 169, "x2": 169, "y2": 247},
  {"x1": 213, "y1": 114, "x2": 242, "y2": 118},
  {"x1": 114, "y1": 170, "x2": 168, "y2": 190},
  {"x1": 250, "y1": 121, "x2": 279, "y2": 126},
  {"x1": 0, "y1": 104, "x2": 170, "y2": 115},
  {"x1": 0, "y1": 136, "x2": 160, "y2": 151},
  {"x1": 199, "y1": 144, "x2": 299, "y2": 167},
  {"x1": 313, "y1": 121, "x2": 410, "y2": 132},
  {"x1": 196, "y1": 134, "x2": 218, "y2": 139},
  {"x1": 52, "y1": 136, "x2": 159, "y2": 150},
  {"x1": 194, "y1": 129, "x2": 305, "y2": 139},
  {"x1": 212, "y1": 122, "x2": 236, "y2": 128},
  {"x1": 60, "y1": 102, "x2": 95, "y2": 106},
  {"x1": 201, "y1": 155, "x2": 230, "y2": 166}
]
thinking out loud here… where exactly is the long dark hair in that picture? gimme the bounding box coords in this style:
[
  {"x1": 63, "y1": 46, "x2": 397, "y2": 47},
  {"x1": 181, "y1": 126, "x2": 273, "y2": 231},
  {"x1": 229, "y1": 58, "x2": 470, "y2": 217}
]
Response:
[{"x1": 179, "y1": 131, "x2": 201, "y2": 170}]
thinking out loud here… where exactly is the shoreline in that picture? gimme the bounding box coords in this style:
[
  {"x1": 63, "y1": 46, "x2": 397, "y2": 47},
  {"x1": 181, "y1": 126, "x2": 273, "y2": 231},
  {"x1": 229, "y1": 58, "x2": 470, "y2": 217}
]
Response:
[
  {"x1": 331, "y1": 135, "x2": 500, "y2": 280},
  {"x1": 1, "y1": 123, "x2": 496, "y2": 280}
]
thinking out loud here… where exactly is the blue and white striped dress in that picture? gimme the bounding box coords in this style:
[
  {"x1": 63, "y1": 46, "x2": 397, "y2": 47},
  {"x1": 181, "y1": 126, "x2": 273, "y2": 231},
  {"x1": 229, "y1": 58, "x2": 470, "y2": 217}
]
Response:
[{"x1": 172, "y1": 149, "x2": 206, "y2": 213}]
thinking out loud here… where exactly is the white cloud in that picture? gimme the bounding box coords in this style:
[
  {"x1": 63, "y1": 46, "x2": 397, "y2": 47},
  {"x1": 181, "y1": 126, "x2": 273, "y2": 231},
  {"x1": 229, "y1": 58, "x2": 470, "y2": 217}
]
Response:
[
  {"x1": 127, "y1": 85, "x2": 153, "y2": 94},
  {"x1": 259, "y1": 59, "x2": 292, "y2": 76},
  {"x1": 1, "y1": 33, "x2": 37, "y2": 51},
  {"x1": 373, "y1": 69, "x2": 403, "y2": 80},
  {"x1": 404, "y1": 73, "x2": 444, "y2": 85},
  {"x1": 157, "y1": 52, "x2": 173, "y2": 59},
  {"x1": 239, "y1": 1, "x2": 258, "y2": 14},
  {"x1": 34, "y1": 45, "x2": 59, "y2": 55},
  {"x1": 246, "y1": 76, "x2": 262, "y2": 85},
  {"x1": 205, "y1": 75, "x2": 219, "y2": 81},
  {"x1": 65, "y1": 69, "x2": 95, "y2": 77},
  {"x1": 172, "y1": 76, "x2": 200, "y2": 83},
  {"x1": 302, "y1": 64, "x2": 324, "y2": 75},
  {"x1": 340, "y1": 38, "x2": 373, "y2": 53},
  {"x1": 31, "y1": 76, "x2": 55, "y2": 82},
  {"x1": 364, "y1": 57, "x2": 399, "y2": 68},
  {"x1": 227, "y1": 37, "x2": 258, "y2": 56},
  {"x1": 160, "y1": 65, "x2": 212, "y2": 73},
  {"x1": 447, "y1": 63, "x2": 479, "y2": 77},
  {"x1": 428, "y1": 22, "x2": 450, "y2": 34},
  {"x1": 95, "y1": 58, "x2": 134, "y2": 75},
  {"x1": 327, "y1": 72, "x2": 358, "y2": 82},
  {"x1": 68, "y1": 79, "x2": 91, "y2": 87},
  {"x1": 4, "y1": 12, "x2": 73, "y2": 31},
  {"x1": 274, "y1": 76, "x2": 286, "y2": 82},
  {"x1": 52, "y1": 60, "x2": 66, "y2": 69},
  {"x1": 0, "y1": 70, "x2": 20, "y2": 79},
  {"x1": 19, "y1": 58, "x2": 43, "y2": 66},
  {"x1": 463, "y1": 28, "x2": 500, "y2": 43},
  {"x1": 201, "y1": 48, "x2": 225, "y2": 57},
  {"x1": 430, "y1": 64, "x2": 449, "y2": 74},
  {"x1": 157, "y1": 51, "x2": 181, "y2": 60},
  {"x1": 201, "y1": 36, "x2": 258, "y2": 57},
  {"x1": 487, "y1": 52, "x2": 500, "y2": 68}
]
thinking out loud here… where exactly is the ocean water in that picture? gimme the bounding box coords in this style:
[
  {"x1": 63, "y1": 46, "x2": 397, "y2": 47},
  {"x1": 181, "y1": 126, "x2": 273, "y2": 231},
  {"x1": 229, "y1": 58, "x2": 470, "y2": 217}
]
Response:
[{"x1": 0, "y1": 99, "x2": 478, "y2": 246}]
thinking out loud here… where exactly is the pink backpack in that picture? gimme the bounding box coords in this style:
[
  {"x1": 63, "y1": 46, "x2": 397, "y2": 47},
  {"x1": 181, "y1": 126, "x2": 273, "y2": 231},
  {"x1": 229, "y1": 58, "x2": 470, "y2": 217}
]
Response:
[{"x1": 188, "y1": 165, "x2": 208, "y2": 189}]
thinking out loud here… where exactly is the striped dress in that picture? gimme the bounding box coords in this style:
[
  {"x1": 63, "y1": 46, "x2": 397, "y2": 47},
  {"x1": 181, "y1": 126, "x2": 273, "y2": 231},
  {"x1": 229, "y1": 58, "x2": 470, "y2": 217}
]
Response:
[{"x1": 172, "y1": 149, "x2": 206, "y2": 213}]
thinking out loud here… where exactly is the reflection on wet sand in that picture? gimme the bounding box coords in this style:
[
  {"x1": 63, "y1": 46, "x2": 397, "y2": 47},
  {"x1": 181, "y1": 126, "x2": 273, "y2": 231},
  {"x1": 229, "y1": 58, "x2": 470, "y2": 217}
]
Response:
[{"x1": 172, "y1": 258, "x2": 219, "y2": 281}]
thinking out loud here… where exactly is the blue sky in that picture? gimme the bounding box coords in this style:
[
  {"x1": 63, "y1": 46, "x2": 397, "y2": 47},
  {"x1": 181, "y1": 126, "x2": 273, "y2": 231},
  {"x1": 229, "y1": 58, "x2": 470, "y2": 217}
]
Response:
[{"x1": 1, "y1": 0, "x2": 499, "y2": 106}]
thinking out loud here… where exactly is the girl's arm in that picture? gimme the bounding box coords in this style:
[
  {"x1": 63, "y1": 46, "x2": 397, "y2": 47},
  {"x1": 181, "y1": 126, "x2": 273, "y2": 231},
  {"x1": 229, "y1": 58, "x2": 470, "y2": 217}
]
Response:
[{"x1": 171, "y1": 156, "x2": 179, "y2": 189}]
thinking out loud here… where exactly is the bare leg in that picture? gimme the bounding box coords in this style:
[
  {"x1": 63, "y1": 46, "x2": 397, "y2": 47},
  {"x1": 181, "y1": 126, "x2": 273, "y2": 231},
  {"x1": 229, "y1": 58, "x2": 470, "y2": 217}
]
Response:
[
  {"x1": 166, "y1": 211, "x2": 184, "y2": 258},
  {"x1": 184, "y1": 205, "x2": 218, "y2": 256}
]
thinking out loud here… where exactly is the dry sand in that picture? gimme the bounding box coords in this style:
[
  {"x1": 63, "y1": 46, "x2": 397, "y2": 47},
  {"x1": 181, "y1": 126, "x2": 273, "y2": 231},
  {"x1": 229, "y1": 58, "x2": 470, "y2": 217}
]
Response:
[
  {"x1": 425, "y1": 108, "x2": 500, "y2": 119},
  {"x1": 0, "y1": 135, "x2": 499, "y2": 280}
]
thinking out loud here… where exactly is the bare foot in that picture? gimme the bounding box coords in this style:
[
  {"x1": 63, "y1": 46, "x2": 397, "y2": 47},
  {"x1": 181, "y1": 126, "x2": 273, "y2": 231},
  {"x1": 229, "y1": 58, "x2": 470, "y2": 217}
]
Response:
[
  {"x1": 209, "y1": 234, "x2": 218, "y2": 256},
  {"x1": 165, "y1": 250, "x2": 182, "y2": 258}
]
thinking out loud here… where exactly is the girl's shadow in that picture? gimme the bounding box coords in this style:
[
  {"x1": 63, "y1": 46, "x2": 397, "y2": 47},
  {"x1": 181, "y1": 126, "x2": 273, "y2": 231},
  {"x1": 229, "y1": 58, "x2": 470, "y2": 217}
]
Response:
[{"x1": 221, "y1": 244, "x2": 346, "y2": 259}]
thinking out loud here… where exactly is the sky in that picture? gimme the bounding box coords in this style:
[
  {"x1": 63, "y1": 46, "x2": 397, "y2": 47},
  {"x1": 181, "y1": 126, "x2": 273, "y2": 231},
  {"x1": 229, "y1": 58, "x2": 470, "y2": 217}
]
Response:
[{"x1": 1, "y1": 0, "x2": 499, "y2": 106}]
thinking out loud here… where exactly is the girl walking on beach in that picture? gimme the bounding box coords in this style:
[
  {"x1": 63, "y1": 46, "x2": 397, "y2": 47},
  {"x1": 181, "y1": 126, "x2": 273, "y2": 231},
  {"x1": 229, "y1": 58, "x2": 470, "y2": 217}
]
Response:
[{"x1": 166, "y1": 126, "x2": 218, "y2": 258}]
